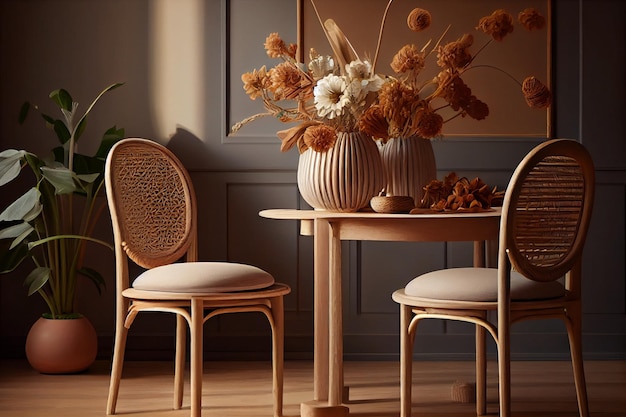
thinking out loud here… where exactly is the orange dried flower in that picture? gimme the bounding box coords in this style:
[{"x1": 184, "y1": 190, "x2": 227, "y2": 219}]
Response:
[
  {"x1": 465, "y1": 97, "x2": 490, "y2": 120},
  {"x1": 407, "y1": 8, "x2": 431, "y2": 32},
  {"x1": 518, "y1": 8, "x2": 546, "y2": 31},
  {"x1": 412, "y1": 106, "x2": 444, "y2": 139},
  {"x1": 264, "y1": 32, "x2": 296, "y2": 59},
  {"x1": 421, "y1": 173, "x2": 501, "y2": 211},
  {"x1": 241, "y1": 66, "x2": 270, "y2": 100},
  {"x1": 391, "y1": 44, "x2": 426, "y2": 75},
  {"x1": 303, "y1": 124, "x2": 338, "y2": 152},
  {"x1": 522, "y1": 76, "x2": 552, "y2": 108},
  {"x1": 477, "y1": 9, "x2": 514, "y2": 41},
  {"x1": 437, "y1": 34, "x2": 473, "y2": 70},
  {"x1": 378, "y1": 80, "x2": 419, "y2": 136},
  {"x1": 270, "y1": 62, "x2": 305, "y2": 100},
  {"x1": 359, "y1": 105, "x2": 390, "y2": 142},
  {"x1": 436, "y1": 72, "x2": 471, "y2": 110}
]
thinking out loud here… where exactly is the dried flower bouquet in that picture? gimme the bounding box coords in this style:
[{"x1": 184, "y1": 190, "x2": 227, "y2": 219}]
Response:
[{"x1": 232, "y1": 0, "x2": 551, "y2": 151}]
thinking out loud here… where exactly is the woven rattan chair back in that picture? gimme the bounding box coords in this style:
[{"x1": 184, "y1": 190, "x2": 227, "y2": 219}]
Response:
[
  {"x1": 106, "y1": 138, "x2": 195, "y2": 270},
  {"x1": 500, "y1": 139, "x2": 595, "y2": 283}
]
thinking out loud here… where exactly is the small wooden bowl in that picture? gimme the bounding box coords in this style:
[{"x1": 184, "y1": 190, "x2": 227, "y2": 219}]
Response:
[{"x1": 370, "y1": 196, "x2": 415, "y2": 213}]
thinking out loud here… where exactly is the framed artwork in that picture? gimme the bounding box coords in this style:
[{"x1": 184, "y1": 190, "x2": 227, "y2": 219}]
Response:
[{"x1": 297, "y1": 0, "x2": 552, "y2": 138}]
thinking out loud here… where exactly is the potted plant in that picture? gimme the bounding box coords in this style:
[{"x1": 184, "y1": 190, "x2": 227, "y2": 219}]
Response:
[{"x1": 0, "y1": 83, "x2": 124, "y2": 373}]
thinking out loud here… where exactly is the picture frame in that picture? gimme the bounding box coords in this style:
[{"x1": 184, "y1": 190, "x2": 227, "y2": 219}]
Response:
[{"x1": 297, "y1": 0, "x2": 552, "y2": 138}]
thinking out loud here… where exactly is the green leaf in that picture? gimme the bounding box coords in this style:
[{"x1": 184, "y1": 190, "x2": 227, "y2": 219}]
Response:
[
  {"x1": 9, "y1": 223, "x2": 35, "y2": 250},
  {"x1": 52, "y1": 146, "x2": 65, "y2": 165},
  {"x1": 0, "y1": 238, "x2": 30, "y2": 273},
  {"x1": 76, "y1": 172, "x2": 100, "y2": 184},
  {"x1": 78, "y1": 267, "x2": 106, "y2": 295},
  {"x1": 49, "y1": 89, "x2": 73, "y2": 112},
  {"x1": 0, "y1": 149, "x2": 26, "y2": 186},
  {"x1": 18, "y1": 102, "x2": 30, "y2": 125},
  {"x1": 41, "y1": 113, "x2": 55, "y2": 126},
  {"x1": 0, "y1": 188, "x2": 41, "y2": 222},
  {"x1": 74, "y1": 116, "x2": 87, "y2": 142},
  {"x1": 95, "y1": 126, "x2": 125, "y2": 159},
  {"x1": 53, "y1": 119, "x2": 71, "y2": 144},
  {"x1": 41, "y1": 166, "x2": 77, "y2": 194},
  {"x1": 0, "y1": 222, "x2": 33, "y2": 240},
  {"x1": 72, "y1": 153, "x2": 104, "y2": 176},
  {"x1": 24, "y1": 266, "x2": 51, "y2": 296}
]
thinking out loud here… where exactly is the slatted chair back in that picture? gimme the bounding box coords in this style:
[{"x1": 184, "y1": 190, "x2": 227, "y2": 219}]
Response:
[{"x1": 500, "y1": 139, "x2": 595, "y2": 284}]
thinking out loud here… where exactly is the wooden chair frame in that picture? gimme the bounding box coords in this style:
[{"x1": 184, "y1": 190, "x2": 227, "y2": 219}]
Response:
[
  {"x1": 393, "y1": 139, "x2": 595, "y2": 417},
  {"x1": 104, "y1": 138, "x2": 290, "y2": 417}
]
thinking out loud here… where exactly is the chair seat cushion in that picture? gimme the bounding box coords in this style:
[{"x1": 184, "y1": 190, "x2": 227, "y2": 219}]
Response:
[
  {"x1": 404, "y1": 268, "x2": 565, "y2": 302},
  {"x1": 132, "y1": 262, "x2": 275, "y2": 293}
]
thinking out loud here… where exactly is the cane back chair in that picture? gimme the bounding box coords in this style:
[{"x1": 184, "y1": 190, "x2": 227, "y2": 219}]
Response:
[
  {"x1": 105, "y1": 138, "x2": 291, "y2": 417},
  {"x1": 392, "y1": 139, "x2": 595, "y2": 417}
]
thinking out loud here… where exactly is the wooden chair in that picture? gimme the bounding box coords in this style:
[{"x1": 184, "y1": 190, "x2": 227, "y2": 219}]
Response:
[
  {"x1": 392, "y1": 139, "x2": 595, "y2": 417},
  {"x1": 104, "y1": 138, "x2": 291, "y2": 417}
]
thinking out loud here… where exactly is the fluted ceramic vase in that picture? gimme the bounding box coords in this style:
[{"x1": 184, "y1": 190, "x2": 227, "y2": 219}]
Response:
[
  {"x1": 380, "y1": 136, "x2": 437, "y2": 206},
  {"x1": 297, "y1": 131, "x2": 385, "y2": 212}
]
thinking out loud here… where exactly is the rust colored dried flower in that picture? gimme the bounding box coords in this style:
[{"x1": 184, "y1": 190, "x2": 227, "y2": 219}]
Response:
[
  {"x1": 265, "y1": 33, "x2": 286, "y2": 58},
  {"x1": 518, "y1": 8, "x2": 546, "y2": 31},
  {"x1": 241, "y1": 66, "x2": 270, "y2": 100},
  {"x1": 522, "y1": 76, "x2": 552, "y2": 108},
  {"x1": 465, "y1": 97, "x2": 490, "y2": 120},
  {"x1": 359, "y1": 105, "x2": 390, "y2": 141},
  {"x1": 391, "y1": 44, "x2": 426, "y2": 75},
  {"x1": 303, "y1": 124, "x2": 338, "y2": 152},
  {"x1": 437, "y1": 34, "x2": 473, "y2": 70},
  {"x1": 264, "y1": 32, "x2": 296, "y2": 59},
  {"x1": 378, "y1": 80, "x2": 419, "y2": 135},
  {"x1": 477, "y1": 9, "x2": 514, "y2": 41},
  {"x1": 286, "y1": 43, "x2": 298, "y2": 59},
  {"x1": 407, "y1": 8, "x2": 431, "y2": 32},
  {"x1": 436, "y1": 72, "x2": 472, "y2": 111},
  {"x1": 435, "y1": 72, "x2": 488, "y2": 120},
  {"x1": 270, "y1": 62, "x2": 305, "y2": 100},
  {"x1": 412, "y1": 106, "x2": 444, "y2": 139}
]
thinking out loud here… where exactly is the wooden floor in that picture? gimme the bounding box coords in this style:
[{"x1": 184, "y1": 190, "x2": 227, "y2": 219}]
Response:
[{"x1": 0, "y1": 359, "x2": 624, "y2": 417}]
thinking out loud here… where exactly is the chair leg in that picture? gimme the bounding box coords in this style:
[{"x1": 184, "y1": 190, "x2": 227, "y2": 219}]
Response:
[
  {"x1": 497, "y1": 324, "x2": 511, "y2": 417},
  {"x1": 475, "y1": 325, "x2": 487, "y2": 416},
  {"x1": 190, "y1": 298, "x2": 204, "y2": 417},
  {"x1": 399, "y1": 304, "x2": 413, "y2": 417},
  {"x1": 566, "y1": 306, "x2": 590, "y2": 417},
  {"x1": 107, "y1": 321, "x2": 129, "y2": 414},
  {"x1": 173, "y1": 314, "x2": 187, "y2": 410},
  {"x1": 270, "y1": 296, "x2": 285, "y2": 417}
]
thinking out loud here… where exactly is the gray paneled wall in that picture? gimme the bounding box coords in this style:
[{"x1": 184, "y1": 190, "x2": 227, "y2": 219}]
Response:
[{"x1": 0, "y1": 0, "x2": 624, "y2": 361}]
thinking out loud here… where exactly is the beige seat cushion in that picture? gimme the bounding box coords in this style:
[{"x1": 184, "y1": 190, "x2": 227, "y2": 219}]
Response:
[
  {"x1": 132, "y1": 262, "x2": 274, "y2": 293},
  {"x1": 404, "y1": 267, "x2": 565, "y2": 302}
]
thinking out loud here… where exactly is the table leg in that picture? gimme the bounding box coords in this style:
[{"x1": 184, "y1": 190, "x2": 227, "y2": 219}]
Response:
[
  {"x1": 301, "y1": 219, "x2": 348, "y2": 417},
  {"x1": 473, "y1": 240, "x2": 486, "y2": 268},
  {"x1": 313, "y1": 219, "x2": 330, "y2": 401},
  {"x1": 328, "y1": 221, "x2": 343, "y2": 406}
]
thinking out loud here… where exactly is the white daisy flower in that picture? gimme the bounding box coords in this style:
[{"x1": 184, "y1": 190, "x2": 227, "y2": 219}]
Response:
[
  {"x1": 309, "y1": 55, "x2": 335, "y2": 79},
  {"x1": 345, "y1": 60, "x2": 372, "y2": 79},
  {"x1": 314, "y1": 75, "x2": 350, "y2": 119},
  {"x1": 361, "y1": 74, "x2": 385, "y2": 94}
]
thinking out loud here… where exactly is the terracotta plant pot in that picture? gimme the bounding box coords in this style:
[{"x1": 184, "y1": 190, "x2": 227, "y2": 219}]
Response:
[{"x1": 25, "y1": 315, "x2": 98, "y2": 374}]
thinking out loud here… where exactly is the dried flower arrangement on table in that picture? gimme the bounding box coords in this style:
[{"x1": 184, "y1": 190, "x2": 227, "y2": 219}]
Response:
[
  {"x1": 419, "y1": 172, "x2": 505, "y2": 212},
  {"x1": 232, "y1": 0, "x2": 550, "y2": 213},
  {"x1": 233, "y1": 1, "x2": 550, "y2": 148}
]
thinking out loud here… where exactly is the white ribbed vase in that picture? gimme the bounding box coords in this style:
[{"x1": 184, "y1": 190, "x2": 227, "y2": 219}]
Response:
[
  {"x1": 380, "y1": 136, "x2": 437, "y2": 206},
  {"x1": 297, "y1": 131, "x2": 385, "y2": 212}
]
